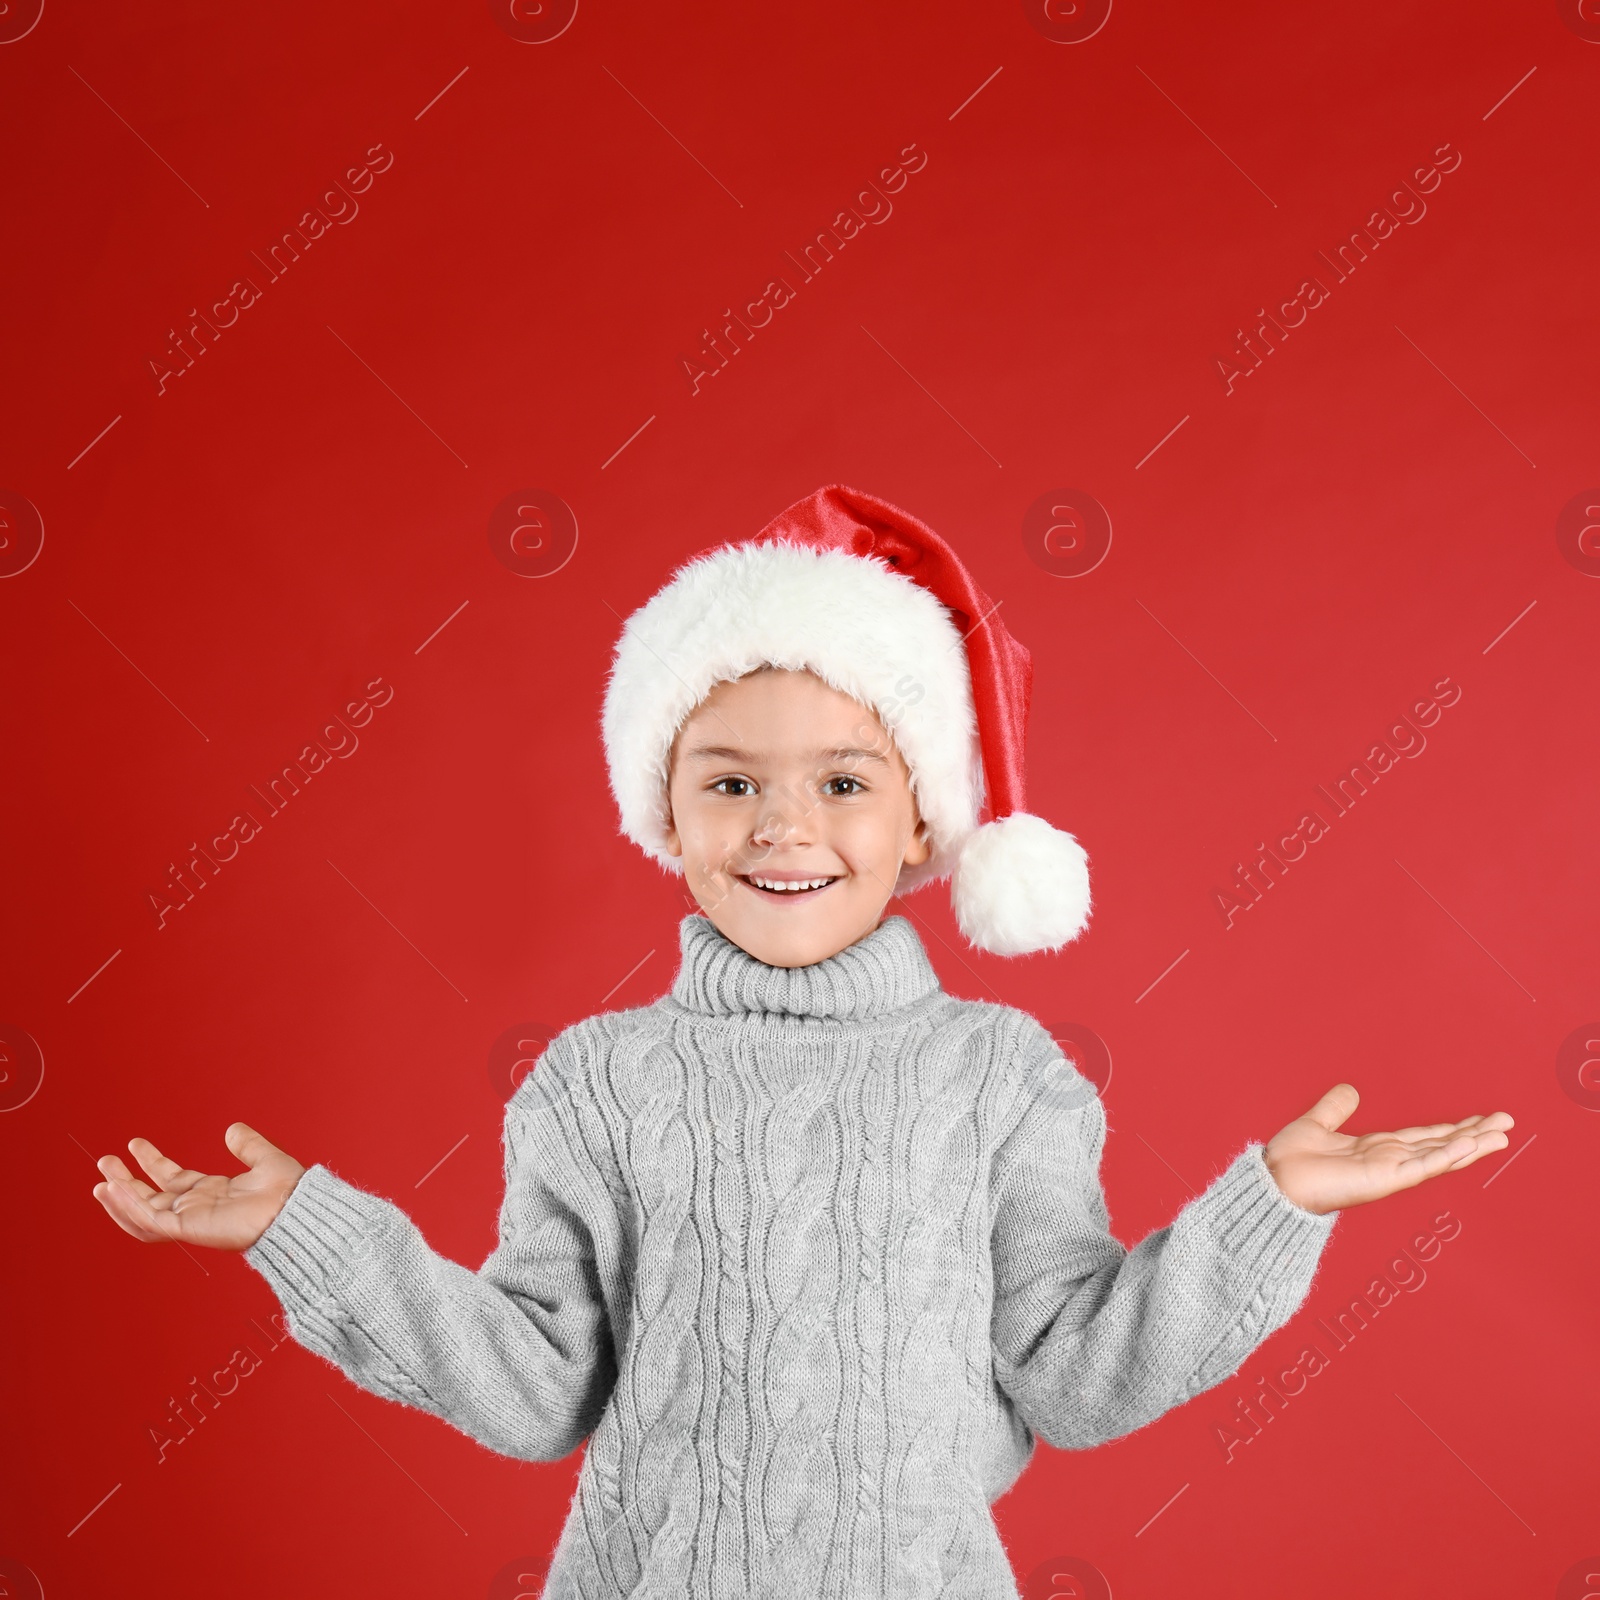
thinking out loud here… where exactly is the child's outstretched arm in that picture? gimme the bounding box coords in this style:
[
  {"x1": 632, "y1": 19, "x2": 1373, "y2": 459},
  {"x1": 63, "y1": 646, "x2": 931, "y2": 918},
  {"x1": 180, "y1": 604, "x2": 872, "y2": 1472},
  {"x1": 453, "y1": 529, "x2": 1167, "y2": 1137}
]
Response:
[
  {"x1": 93, "y1": 1038, "x2": 618, "y2": 1464},
  {"x1": 988, "y1": 1034, "x2": 1511, "y2": 1452}
]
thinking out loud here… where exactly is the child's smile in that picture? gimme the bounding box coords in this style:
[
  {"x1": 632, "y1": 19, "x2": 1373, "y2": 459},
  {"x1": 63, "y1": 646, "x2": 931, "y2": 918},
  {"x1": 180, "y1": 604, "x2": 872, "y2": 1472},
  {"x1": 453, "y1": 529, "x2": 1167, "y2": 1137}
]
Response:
[{"x1": 736, "y1": 869, "x2": 843, "y2": 899}]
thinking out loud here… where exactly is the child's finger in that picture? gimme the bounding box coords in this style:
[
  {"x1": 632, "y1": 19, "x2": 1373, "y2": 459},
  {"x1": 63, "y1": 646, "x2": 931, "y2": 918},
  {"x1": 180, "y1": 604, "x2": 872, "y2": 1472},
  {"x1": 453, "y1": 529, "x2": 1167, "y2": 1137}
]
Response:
[
  {"x1": 114, "y1": 1172, "x2": 179, "y2": 1223},
  {"x1": 126, "y1": 1136, "x2": 202, "y2": 1193},
  {"x1": 223, "y1": 1121, "x2": 283, "y2": 1171},
  {"x1": 1384, "y1": 1132, "x2": 1468, "y2": 1158},
  {"x1": 1396, "y1": 1131, "x2": 1508, "y2": 1179},
  {"x1": 1389, "y1": 1112, "x2": 1511, "y2": 1143},
  {"x1": 1445, "y1": 1112, "x2": 1514, "y2": 1135},
  {"x1": 96, "y1": 1153, "x2": 157, "y2": 1201},
  {"x1": 1299, "y1": 1083, "x2": 1360, "y2": 1133},
  {"x1": 96, "y1": 1158, "x2": 152, "y2": 1196},
  {"x1": 1388, "y1": 1121, "x2": 1509, "y2": 1157},
  {"x1": 95, "y1": 1177, "x2": 180, "y2": 1243},
  {"x1": 1440, "y1": 1113, "x2": 1503, "y2": 1135},
  {"x1": 1388, "y1": 1120, "x2": 1470, "y2": 1142},
  {"x1": 1445, "y1": 1131, "x2": 1510, "y2": 1169},
  {"x1": 1393, "y1": 1136, "x2": 1477, "y2": 1179},
  {"x1": 93, "y1": 1181, "x2": 148, "y2": 1240}
]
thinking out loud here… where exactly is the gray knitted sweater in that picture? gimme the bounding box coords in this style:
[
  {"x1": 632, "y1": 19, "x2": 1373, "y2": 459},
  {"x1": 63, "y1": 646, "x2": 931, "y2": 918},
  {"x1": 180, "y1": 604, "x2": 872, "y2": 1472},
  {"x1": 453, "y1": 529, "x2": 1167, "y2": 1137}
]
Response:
[{"x1": 245, "y1": 911, "x2": 1337, "y2": 1598}]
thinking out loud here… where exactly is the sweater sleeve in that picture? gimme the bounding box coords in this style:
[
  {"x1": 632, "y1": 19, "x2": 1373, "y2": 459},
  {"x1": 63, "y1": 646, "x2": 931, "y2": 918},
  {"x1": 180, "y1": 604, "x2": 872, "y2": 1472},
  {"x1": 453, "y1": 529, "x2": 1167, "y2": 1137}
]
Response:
[
  {"x1": 243, "y1": 1041, "x2": 619, "y2": 1463},
  {"x1": 989, "y1": 1037, "x2": 1338, "y2": 1452}
]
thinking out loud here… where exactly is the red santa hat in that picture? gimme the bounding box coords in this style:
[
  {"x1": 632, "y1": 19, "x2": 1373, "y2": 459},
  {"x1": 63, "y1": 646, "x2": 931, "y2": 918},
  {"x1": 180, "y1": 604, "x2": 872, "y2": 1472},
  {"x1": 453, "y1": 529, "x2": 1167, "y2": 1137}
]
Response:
[{"x1": 600, "y1": 484, "x2": 1092, "y2": 956}]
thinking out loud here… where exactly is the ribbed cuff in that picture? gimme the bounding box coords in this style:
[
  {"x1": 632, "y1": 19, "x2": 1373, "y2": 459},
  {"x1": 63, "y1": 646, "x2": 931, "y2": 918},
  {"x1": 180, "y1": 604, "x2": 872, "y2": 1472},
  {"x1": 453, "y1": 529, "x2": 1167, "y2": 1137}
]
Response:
[
  {"x1": 243, "y1": 1162, "x2": 395, "y2": 1311},
  {"x1": 1197, "y1": 1142, "x2": 1338, "y2": 1278}
]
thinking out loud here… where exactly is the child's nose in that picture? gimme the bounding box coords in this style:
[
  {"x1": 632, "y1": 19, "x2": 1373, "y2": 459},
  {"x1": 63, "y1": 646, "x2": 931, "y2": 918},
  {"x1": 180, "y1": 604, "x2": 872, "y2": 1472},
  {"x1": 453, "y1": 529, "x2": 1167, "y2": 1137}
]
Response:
[
  {"x1": 751, "y1": 793, "x2": 814, "y2": 848},
  {"x1": 752, "y1": 811, "x2": 796, "y2": 846}
]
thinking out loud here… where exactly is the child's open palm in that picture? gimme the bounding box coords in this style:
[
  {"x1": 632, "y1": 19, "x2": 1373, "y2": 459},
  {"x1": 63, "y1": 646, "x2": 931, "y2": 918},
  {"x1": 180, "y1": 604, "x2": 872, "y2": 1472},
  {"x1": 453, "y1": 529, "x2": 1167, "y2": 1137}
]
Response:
[
  {"x1": 92, "y1": 1123, "x2": 304, "y2": 1252},
  {"x1": 1264, "y1": 1083, "x2": 1514, "y2": 1215}
]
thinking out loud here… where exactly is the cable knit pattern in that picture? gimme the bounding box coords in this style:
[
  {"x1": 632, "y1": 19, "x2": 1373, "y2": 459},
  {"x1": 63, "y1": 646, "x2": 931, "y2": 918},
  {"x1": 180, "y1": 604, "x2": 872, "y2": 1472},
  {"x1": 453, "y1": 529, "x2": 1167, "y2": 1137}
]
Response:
[{"x1": 244, "y1": 912, "x2": 1338, "y2": 1598}]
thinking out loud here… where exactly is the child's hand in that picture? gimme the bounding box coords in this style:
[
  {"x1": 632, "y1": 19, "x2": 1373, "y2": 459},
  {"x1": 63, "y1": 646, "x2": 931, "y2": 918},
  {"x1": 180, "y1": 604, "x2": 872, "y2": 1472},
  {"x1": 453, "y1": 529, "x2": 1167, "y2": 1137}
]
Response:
[
  {"x1": 1262, "y1": 1083, "x2": 1514, "y2": 1215},
  {"x1": 92, "y1": 1123, "x2": 306, "y2": 1251}
]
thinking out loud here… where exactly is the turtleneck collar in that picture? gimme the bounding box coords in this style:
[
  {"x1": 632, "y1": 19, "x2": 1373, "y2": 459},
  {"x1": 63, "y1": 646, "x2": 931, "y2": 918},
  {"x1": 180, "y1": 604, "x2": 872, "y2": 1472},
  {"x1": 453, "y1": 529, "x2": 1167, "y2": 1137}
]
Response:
[{"x1": 665, "y1": 912, "x2": 945, "y2": 1023}]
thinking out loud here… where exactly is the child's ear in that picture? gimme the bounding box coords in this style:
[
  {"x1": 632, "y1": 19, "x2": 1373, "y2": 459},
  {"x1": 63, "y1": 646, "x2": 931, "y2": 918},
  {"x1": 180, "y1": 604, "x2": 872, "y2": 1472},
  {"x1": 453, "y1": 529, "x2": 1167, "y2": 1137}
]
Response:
[
  {"x1": 904, "y1": 813, "x2": 933, "y2": 867},
  {"x1": 662, "y1": 788, "x2": 683, "y2": 857}
]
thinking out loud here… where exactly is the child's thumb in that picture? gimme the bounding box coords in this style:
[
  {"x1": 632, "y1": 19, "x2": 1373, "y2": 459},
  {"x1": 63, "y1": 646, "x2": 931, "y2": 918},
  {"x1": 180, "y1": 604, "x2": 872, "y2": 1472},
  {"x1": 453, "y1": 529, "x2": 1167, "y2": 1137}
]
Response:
[
  {"x1": 224, "y1": 1120, "x2": 278, "y2": 1167},
  {"x1": 1302, "y1": 1082, "x2": 1360, "y2": 1131}
]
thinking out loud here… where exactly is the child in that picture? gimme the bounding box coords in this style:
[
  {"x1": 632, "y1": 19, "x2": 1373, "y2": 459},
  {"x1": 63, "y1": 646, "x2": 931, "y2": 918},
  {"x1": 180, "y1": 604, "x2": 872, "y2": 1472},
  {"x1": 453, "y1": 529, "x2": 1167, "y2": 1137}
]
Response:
[{"x1": 94, "y1": 485, "x2": 1513, "y2": 1599}]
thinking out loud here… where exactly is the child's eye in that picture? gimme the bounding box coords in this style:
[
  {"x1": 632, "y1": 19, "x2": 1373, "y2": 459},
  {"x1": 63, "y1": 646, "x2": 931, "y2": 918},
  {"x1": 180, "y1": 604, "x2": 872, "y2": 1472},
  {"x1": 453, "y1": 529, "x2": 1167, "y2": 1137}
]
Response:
[{"x1": 710, "y1": 775, "x2": 863, "y2": 798}]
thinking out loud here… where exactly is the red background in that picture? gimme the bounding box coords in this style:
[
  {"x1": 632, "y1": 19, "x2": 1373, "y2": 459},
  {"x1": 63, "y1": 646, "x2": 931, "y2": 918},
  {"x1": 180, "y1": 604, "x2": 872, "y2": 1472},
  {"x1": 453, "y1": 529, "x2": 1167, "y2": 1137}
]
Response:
[{"x1": 3, "y1": 1, "x2": 1596, "y2": 1595}]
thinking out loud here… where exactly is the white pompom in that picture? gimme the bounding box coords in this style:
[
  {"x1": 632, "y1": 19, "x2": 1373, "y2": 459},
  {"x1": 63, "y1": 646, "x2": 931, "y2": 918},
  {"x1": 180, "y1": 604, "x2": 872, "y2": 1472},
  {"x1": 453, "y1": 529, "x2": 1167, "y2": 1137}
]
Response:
[{"x1": 951, "y1": 812, "x2": 1093, "y2": 957}]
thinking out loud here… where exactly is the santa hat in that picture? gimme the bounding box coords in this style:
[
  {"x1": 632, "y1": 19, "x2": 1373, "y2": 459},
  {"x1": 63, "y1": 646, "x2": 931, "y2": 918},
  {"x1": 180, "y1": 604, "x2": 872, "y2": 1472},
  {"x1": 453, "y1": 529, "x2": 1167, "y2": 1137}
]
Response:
[{"x1": 599, "y1": 484, "x2": 1092, "y2": 957}]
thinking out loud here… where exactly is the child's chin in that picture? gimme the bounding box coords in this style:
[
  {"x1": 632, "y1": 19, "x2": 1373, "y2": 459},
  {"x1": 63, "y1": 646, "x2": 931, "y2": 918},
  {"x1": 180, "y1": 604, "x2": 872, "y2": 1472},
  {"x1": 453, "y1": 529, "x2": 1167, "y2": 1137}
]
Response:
[{"x1": 709, "y1": 895, "x2": 893, "y2": 968}]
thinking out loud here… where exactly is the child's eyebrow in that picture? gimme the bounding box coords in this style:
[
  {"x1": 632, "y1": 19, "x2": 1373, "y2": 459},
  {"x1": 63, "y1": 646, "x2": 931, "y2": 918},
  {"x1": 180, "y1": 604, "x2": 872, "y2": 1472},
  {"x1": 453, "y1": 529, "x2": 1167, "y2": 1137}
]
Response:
[{"x1": 683, "y1": 744, "x2": 889, "y2": 765}]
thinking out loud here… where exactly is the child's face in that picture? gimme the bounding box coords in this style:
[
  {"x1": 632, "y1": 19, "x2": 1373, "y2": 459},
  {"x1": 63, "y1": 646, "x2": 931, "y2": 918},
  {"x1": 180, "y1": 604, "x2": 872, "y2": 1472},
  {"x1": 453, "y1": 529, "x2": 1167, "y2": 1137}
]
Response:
[{"x1": 663, "y1": 667, "x2": 932, "y2": 968}]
